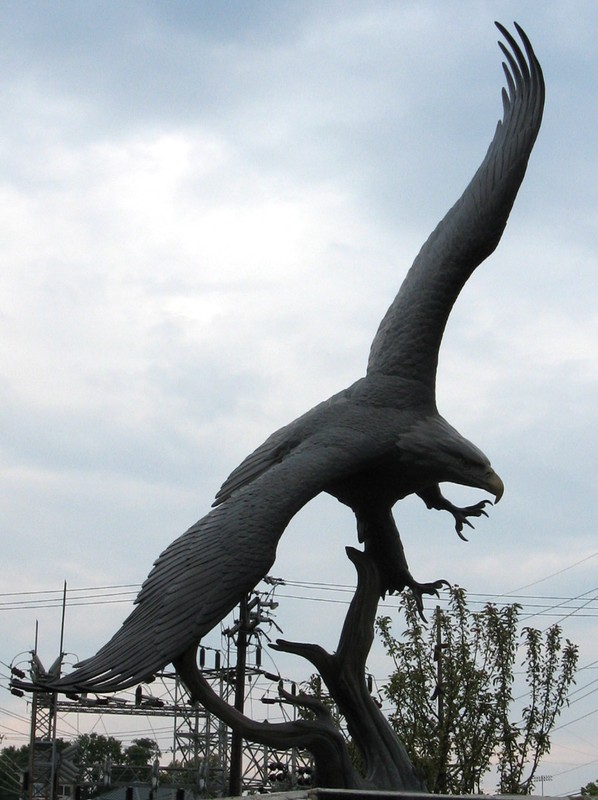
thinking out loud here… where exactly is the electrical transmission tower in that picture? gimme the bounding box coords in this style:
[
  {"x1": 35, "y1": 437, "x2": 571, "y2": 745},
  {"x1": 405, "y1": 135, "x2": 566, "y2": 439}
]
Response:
[{"x1": 9, "y1": 580, "x2": 314, "y2": 797}]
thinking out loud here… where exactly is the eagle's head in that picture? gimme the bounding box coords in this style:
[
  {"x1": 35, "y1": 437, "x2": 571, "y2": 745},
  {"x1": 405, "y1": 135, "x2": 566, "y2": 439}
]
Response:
[{"x1": 398, "y1": 415, "x2": 504, "y2": 502}]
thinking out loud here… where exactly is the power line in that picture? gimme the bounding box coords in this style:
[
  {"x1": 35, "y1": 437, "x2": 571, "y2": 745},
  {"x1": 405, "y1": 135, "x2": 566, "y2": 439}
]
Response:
[
  {"x1": 503, "y1": 551, "x2": 598, "y2": 595},
  {"x1": 567, "y1": 674, "x2": 598, "y2": 703},
  {"x1": 0, "y1": 706, "x2": 30, "y2": 726},
  {"x1": 0, "y1": 584, "x2": 140, "y2": 597},
  {"x1": 2, "y1": 575, "x2": 598, "y2": 616},
  {"x1": 568, "y1": 684, "x2": 598, "y2": 707},
  {"x1": 282, "y1": 578, "x2": 598, "y2": 608},
  {"x1": 0, "y1": 598, "x2": 137, "y2": 611},
  {"x1": 273, "y1": 590, "x2": 598, "y2": 621},
  {"x1": 0, "y1": 722, "x2": 29, "y2": 737},
  {"x1": 534, "y1": 588, "x2": 598, "y2": 629},
  {"x1": 1, "y1": 580, "x2": 598, "y2": 605},
  {"x1": 551, "y1": 755, "x2": 598, "y2": 778},
  {"x1": 553, "y1": 706, "x2": 598, "y2": 732}
]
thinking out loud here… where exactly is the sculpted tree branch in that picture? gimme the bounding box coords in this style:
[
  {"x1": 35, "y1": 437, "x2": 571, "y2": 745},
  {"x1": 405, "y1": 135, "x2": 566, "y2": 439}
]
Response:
[{"x1": 174, "y1": 642, "x2": 364, "y2": 789}]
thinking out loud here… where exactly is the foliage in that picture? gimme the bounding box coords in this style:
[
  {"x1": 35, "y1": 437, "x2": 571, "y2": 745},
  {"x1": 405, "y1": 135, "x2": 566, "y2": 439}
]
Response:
[
  {"x1": 376, "y1": 585, "x2": 578, "y2": 794},
  {"x1": 74, "y1": 733, "x2": 160, "y2": 772},
  {"x1": 75, "y1": 733, "x2": 124, "y2": 789},
  {"x1": 75, "y1": 733, "x2": 162, "y2": 795},
  {"x1": 123, "y1": 737, "x2": 161, "y2": 766},
  {"x1": 581, "y1": 779, "x2": 598, "y2": 796},
  {"x1": 0, "y1": 733, "x2": 161, "y2": 800},
  {"x1": 296, "y1": 674, "x2": 340, "y2": 722},
  {"x1": 0, "y1": 745, "x2": 30, "y2": 800},
  {"x1": 0, "y1": 740, "x2": 71, "y2": 800}
]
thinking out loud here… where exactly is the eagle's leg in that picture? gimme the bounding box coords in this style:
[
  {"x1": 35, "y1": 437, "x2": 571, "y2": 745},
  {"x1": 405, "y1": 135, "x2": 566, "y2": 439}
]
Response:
[
  {"x1": 355, "y1": 504, "x2": 448, "y2": 619},
  {"x1": 417, "y1": 484, "x2": 491, "y2": 541}
]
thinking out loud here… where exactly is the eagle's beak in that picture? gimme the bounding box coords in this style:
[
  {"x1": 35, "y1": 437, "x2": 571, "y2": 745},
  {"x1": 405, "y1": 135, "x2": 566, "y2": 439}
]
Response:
[{"x1": 485, "y1": 469, "x2": 504, "y2": 503}]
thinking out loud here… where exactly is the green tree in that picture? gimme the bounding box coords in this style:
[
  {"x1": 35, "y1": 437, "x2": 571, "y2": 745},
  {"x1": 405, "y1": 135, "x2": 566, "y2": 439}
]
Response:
[
  {"x1": 0, "y1": 740, "x2": 70, "y2": 800},
  {"x1": 376, "y1": 586, "x2": 578, "y2": 794},
  {"x1": 0, "y1": 735, "x2": 163, "y2": 800},
  {"x1": 0, "y1": 745, "x2": 29, "y2": 800},
  {"x1": 75, "y1": 733, "x2": 124, "y2": 790},
  {"x1": 124, "y1": 738, "x2": 161, "y2": 766},
  {"x1": 581, "y1": 779, "x2": 598, "y2": 796}
]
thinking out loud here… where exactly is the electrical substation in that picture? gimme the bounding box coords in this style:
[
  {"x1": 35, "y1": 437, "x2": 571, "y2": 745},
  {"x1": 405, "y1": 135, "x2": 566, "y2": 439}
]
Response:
[{"x1": 9, "y1": 583, "x2": 315, "y2": 800}]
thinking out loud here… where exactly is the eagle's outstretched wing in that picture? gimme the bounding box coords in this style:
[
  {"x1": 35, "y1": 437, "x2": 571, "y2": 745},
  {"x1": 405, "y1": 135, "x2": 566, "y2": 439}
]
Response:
[
  {"x1": 49, "y1": 425, "x2": 380, "y2": 692},
  {"x1": 367, "y1": 22, "x2": 544, "y2": 386},
  {"x1": 215, "y1": 24, "x2": 544, "y2": 509}
]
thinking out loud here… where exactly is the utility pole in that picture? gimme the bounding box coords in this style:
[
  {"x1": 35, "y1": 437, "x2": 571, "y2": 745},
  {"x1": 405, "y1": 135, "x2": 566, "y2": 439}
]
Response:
[
  {"x1": 433, "y1": 605, "x2": 448, "y2": 794},
  {"x1": 49, "y1": 583, "x2": 67, "y2": 800},
  {"x1": 228, "y1": 594, "x2": 249, "y2": 797},
  {"x1": 435, "y1": 608, "x2": 444, "y2": 731},
  {"x1": 537, "y1": 775, "x2": 553, "y2": 796},
  {"x1": 27, "y1": 623, "x2": 41, "y2": 800}
]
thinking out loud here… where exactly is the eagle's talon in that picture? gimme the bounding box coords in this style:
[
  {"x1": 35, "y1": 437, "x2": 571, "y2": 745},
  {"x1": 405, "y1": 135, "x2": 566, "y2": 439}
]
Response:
[
  {"x1": 451, "y1": 499, "x2": 493, "y2": 540},
  {"x1": 407, "y1": 577, "x2": 450, "y2": 621}
]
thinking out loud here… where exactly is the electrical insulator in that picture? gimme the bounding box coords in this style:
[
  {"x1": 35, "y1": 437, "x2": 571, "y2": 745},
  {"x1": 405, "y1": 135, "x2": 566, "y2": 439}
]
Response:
[
  {"x1": 215, "y1": 651, "x2": 221, "y2": 671},
  {"x1": 11, "y1": 666, "x2": 26, "y2": 679},
  {"x1": 199, "y1": 648, "x2": 205, "y2": 668},
  {"x1": 255, "y1": 646, "x2": 261, "y2": 667},
  {"x1": 367, "y1": 674, "x2": 373, "y2": 692},
  {"x1": 247, "y1": 595, "x2": 260, "y2": 611}
]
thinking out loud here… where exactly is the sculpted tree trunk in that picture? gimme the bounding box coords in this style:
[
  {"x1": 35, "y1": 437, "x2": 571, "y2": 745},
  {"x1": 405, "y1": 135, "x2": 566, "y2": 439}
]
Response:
[{"x1": 175, "y1": 546, "x2": 425, "y2": 791}]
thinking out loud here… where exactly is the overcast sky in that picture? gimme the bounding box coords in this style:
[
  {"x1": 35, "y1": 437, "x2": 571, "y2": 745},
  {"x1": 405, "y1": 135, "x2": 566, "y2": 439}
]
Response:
[{"x1": 1, "y1": 1, "x2": 597, "y2": 794}]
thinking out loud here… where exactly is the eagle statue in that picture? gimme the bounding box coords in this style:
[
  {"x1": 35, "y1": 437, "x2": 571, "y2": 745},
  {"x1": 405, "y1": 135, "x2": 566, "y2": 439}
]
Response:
[{"x1": 25, "y1": 22, "x2": 544, "y2": 694}]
